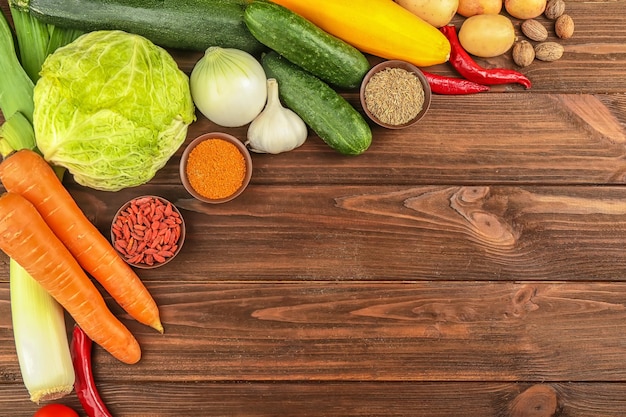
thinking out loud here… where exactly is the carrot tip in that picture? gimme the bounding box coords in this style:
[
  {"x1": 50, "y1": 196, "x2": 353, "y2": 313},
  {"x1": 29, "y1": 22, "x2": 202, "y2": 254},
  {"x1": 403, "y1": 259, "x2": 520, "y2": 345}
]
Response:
[{"x1": 153, "y1": 320, "x2": 164, "y2": 334}]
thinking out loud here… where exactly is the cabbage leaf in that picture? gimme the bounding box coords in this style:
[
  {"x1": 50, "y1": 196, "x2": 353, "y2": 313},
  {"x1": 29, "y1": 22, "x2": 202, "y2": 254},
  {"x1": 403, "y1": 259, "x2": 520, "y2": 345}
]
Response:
[{"x1": 34, "y1": 30, "x2": 195, "y2": 191}]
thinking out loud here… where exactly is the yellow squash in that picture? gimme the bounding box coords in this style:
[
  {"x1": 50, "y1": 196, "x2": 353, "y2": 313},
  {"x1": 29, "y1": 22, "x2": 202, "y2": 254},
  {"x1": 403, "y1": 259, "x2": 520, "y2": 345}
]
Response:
[{"x1": 269, "y1": 0, "x2": 451, "y2": 67}]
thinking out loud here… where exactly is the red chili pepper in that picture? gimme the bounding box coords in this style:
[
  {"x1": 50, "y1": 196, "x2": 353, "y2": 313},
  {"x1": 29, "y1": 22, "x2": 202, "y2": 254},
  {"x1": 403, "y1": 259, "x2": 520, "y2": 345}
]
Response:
[
  {"x1": 440, "y1": 24, "x2": 532, "y2": 89},
  {"x1": 422, "y1": 70, "x2": 490, "y2": 95},
  {"x1": 71, "y1": 325, "x2": 114, "y2": 417}
]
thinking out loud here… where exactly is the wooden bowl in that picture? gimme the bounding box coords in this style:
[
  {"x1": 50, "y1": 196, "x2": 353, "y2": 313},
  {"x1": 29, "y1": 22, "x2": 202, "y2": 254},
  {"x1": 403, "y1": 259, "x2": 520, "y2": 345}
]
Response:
[
  {"x1": 111, "y1": 195, "x2": 185, "y2": 269},
  {"x1": 359, "y1": 60, "x2": 432, "y2": 130},
  {"x1": 179, "y1": 132, "x2": 253, "y2": 204}
]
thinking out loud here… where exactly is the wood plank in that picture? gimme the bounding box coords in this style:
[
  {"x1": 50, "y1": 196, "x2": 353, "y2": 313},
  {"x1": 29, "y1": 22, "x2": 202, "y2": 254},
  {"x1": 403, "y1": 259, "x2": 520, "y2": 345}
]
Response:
[
  {"x1": 170, "y1": 184, "x2": 626, "y2": 280},
  {"x1": 2, "y1": 184, "x2": 621, "y2": 283},
  {"x1": 4, "y1": 282, "x2": 626, "y2": 382},
  {"x1": 3, "y1": 381, "x2": 626, "y2": 417},
  {"x1": 143, "y1": 91, "x2": 626, "y2": 187}
]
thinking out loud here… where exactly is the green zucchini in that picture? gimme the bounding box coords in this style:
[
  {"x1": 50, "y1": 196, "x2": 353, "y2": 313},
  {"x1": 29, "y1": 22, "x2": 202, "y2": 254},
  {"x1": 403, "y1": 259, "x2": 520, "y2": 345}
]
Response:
[
  {"x1": 244, "y1": 0, "x2": 370, "y2": 89},
  {"x1": 23, "y1": 0, "x2": 266, "y2": 55},
  {"x1": 262, "y1": 52, "x2": 372, "y2": 156}
]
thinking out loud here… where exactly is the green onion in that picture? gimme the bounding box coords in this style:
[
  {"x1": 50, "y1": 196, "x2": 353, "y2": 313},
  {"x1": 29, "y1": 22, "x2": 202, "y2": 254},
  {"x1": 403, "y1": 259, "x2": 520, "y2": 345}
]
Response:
[{"x1": 10, "y1": 260, "x2": 76, "y2": 403}]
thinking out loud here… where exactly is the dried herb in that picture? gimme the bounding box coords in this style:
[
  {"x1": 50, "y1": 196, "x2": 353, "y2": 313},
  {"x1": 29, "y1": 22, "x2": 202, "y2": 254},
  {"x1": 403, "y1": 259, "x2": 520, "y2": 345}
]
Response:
[{"x1": 363, "y1": 67, "x2": 425, "y2": 126}]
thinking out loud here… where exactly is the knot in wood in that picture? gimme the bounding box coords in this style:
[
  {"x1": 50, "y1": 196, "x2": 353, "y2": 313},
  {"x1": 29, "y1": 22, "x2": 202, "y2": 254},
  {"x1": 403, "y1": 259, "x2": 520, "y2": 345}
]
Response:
[
  {"x1": 509, "y1": 384, "x2": 559, "y2": 417},
  {"x1": 450, "y1": 187, "x2": 519, "y2": 249},
  {"x1": 509, "y1": 285, "x2": 539, "y2": 318}
]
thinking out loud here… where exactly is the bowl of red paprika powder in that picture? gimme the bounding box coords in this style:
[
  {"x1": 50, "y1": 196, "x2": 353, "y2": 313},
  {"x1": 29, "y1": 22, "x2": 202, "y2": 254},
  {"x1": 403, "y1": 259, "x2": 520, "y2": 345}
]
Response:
[
  {"x1": 359, "y1": 60, "x2": 432, "y2": 130},
  {"x1": 111, "y1": 195, "x2": 185, "y2": 269},
  {"x1": 179, "y1": 132, "x2": 252, "y2": 204}
]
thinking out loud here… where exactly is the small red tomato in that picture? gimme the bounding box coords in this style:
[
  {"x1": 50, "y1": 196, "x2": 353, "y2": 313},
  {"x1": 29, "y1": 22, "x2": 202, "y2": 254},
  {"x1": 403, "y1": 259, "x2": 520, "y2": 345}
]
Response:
[{"x1": 33, "y1": 403, "x2": 79, "y2": 417}]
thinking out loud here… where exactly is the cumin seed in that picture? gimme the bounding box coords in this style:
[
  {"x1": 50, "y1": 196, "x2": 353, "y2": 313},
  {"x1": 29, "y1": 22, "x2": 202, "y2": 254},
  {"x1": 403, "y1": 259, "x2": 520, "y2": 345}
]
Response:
[{"x1": 364, "y1": 67, "x2": 425, "y2": 126}]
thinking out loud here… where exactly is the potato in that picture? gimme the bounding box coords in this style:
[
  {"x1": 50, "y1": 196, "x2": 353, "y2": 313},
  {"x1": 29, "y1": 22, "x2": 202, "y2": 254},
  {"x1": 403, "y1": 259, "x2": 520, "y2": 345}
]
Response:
[
  {"x1": 458, "y1": 14, "x2": 515, "y2": 58},
  {"x1": 457, "y1": 0, "x2": 502, "y2": 17},
  {"x1": 504, "y1": 0, "x2": 546, "y2": 19},
  {"x1": 395, "y1": 0, "x2": 459, "y2": 28}
]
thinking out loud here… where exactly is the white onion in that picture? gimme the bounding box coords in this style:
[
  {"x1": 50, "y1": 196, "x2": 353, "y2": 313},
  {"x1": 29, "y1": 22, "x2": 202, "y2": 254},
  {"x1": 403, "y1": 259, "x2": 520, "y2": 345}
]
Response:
[{"x1": 190, "y1": 47, "x2": 267, "y2": 127}]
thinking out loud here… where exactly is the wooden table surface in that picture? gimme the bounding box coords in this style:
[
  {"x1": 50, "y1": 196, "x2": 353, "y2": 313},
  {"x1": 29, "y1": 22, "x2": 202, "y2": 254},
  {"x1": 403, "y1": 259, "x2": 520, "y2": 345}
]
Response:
[{"x1": 2, "y1": 1, "x2": 626, "y2": 416}]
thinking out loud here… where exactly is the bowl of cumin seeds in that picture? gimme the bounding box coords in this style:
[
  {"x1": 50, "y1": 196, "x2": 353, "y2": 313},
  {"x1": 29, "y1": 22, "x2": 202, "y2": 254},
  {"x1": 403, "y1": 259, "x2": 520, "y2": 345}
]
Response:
[{"x1": 359, "y1": 60, "x2": 431, "y2": 130}]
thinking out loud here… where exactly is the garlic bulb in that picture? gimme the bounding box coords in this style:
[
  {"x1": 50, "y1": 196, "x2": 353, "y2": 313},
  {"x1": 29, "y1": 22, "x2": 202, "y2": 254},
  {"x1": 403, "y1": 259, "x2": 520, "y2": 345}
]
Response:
[{"x1": 246, "y1": 78, "x2": 308, "y2": 154}]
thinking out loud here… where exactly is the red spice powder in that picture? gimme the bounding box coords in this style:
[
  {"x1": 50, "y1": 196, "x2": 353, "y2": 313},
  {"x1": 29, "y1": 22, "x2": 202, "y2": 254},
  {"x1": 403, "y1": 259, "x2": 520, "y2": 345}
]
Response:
[{"x1": 185, "y1": 138, "x2": 246, "y2": 200}]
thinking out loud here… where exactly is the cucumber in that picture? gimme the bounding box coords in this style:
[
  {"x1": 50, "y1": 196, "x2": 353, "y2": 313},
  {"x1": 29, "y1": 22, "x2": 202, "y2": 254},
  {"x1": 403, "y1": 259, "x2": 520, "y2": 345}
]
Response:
[
  {"x1": 25, "y1": 0, "x2": 266, "y2": 55},
  {"x1": 244, "y1": 0, "x2": 370, "y2": 89},
  {"x1": 262, "y1": 52, "x2": 372, "y2": 156}
]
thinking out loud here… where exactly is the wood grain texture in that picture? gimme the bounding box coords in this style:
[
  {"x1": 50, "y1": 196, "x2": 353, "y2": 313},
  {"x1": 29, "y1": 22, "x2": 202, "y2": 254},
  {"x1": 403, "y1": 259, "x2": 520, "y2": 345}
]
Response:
[
  {"x1": 6, "y1": 381, "x2": 626, "y2": 417},
  {"x1": 1, "y1": 0, "x2": 626, "y2": 416},
  {"x1": 4, "y1": 281, "x2": 626, "y2": 383},
  {"x1": 34, "y1": 183, "x2": 626, "y2": 282},
  {"x1": 144, "y1": 92, "x2": 626, "y2": 187}
]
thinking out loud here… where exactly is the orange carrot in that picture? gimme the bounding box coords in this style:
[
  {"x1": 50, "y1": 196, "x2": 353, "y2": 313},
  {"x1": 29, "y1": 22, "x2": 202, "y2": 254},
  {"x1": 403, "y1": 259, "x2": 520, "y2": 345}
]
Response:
[
  {"x1": 0, "y1": 149, "x2": 163, "y2": 333},
  {"x1": 0, "y1": 192, "x2": 141, "y2": 364}
]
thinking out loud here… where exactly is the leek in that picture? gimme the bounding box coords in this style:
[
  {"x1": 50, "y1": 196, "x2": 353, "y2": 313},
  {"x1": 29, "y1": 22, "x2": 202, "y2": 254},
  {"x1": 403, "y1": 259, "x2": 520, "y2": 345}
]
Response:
[
  {"x1": 10, "y1": 260, "x2": 75, "y2": 403},
  {"x1": 9, "y1": 3, "x2": 49, "y2": 82},
  {"x1": 0, "y1": 7, "x2": 34, "y2": 123},
  {"x1": 9, "y1": 0, "x2": 83, "y2": 82},
  {"x1": 46, "y1": 24, "x2": 84, "y2": 57},
  {"x1": 0, "y1": 112, "x2": 36, "y2": 158},
  {"x1": 1, "y1": 5, "x2": 81, "y2": 403}
]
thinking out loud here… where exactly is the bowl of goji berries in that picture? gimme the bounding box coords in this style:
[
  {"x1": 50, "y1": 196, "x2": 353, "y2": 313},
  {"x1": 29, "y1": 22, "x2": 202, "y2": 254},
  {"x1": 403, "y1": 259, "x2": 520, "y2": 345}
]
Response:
[{"x1": 111, "y1": 195, "x2": 185, "y2": 269}]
